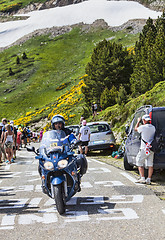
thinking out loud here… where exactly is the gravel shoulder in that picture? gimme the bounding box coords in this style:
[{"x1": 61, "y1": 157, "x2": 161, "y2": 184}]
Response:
[{"x1": 88, "y1": 151, "x2": 165, "y2": 201}]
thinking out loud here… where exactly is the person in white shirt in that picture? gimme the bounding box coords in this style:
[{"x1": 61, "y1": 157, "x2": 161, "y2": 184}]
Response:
[
  {"x1": 134, "y1": 114, "x2": 156, "y2": 185},
  {"x1": 79, "y1": 120, "x2": 91, "y2": 155}
]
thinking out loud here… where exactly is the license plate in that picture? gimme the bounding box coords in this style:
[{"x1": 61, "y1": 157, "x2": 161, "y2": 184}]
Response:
[{"x1": 92, "y1": 140, "x2": 105, "y2": 145}]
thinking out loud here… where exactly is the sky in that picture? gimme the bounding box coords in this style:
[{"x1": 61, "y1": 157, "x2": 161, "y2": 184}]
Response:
[{"x1": 0, "y1": 0, "x2": 162, "y2": 48}]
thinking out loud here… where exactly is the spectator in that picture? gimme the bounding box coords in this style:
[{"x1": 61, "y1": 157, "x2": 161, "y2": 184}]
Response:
[
  {"x1": 10, "y1": 121, "x2": 17, "y2": 160},
  {"x1": 1, "y1": 118, "x2": 8, "y2": 161},
  {"x1": 27, "y1": 127, "x2": 32, "y2": 145},
  {"x1": 21, "y1": 128, "x2": 28, "y2": 147},
  {"x1": 91, "y1": 103, "x2": 95, "y2": 117},
  {"x1": 2, "y1": 118, "x2": 7, "y2": 131},
  {"x1": 3, "y1": 124, "x2": 14, "y2": 164},
  {"x1": 93, "y1": 102, "x2": 98, "y2": 117},
  {"x1": 17, "y1": 127, "x2": 22, "y2": 151},
  {"x1": 78, "y1": 120, "x2": 91, "y2": 155},
  {"x1": 0, "y1": 123, "x2": 3, "y2": 163},
  {"x1": 134, "y1": 114, "x2": 156, "y2": 185},
  {"x1": 39, "y1": 128, "x2": 44, "y2": 142},
  {"x1": 32, "y1": 131, "x2": 38, "y2": 142},
  {"x1": 80, "y1": 115, "x2": 84, "y2": 125}
]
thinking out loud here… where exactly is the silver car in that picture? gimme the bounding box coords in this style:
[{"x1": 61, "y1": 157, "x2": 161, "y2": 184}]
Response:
[
  {"x1": 87, "y1": 121, "x2": 116, "y2": 152},
  {"x1": 65, "y1": 125, "x2": 80, "y2": 136}
]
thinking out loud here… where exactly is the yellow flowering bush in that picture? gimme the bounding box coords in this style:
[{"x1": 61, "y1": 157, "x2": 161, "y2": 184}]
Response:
[
  {"x1": 56, "y1": 82, "x2": 68, "y2": 91},
  {"x1": 1, "y1": 3, "x2": 22, "y2": 13},
  {"x1": 14, "y1": 80, "x2": 86, "y2": 128},
  {"x1": 127, "y1": 46, "x2": 135, "y2": 55},
  {"x1": 69, "y1": 114, "x2": 76, "y2": 118}
]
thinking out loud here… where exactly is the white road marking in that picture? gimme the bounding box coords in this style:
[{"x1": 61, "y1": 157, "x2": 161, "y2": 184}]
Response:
[
  {"x1": 4, "y1": 165, "x2": 11, "y2": 170},
  {"x1": 110, "y1": 195, "x2": 144, "y2": 203},
  {"x1": 66, "y1": 197, "x2": 77, "y2": 206},
  {"x1": 162, "y1": 209, "x2": 165, "y2": 214},
  {"x1": 87, "y1": 167, "x2": 111, "y2": 173},
  {"x1": 65, "y1": 211, "x2": 89, "y2": 222},
  {"x1": 0, "y1": 185, "x2": 42, "y2": 193},
  {"x1": 27, "y1": 178, "x2": 40, "y2": 182},
  {"x1": 16, "y1": 161, "x2": 33, "y2": 165},
  {"x1": 81, "y1": 182, "x2": 93, "y2": 188},
  {"x1": 17, "y1": 153, "x2": 35, "y2": 158},
  {"x1": 0, "y1": 199, "x2": 29, "y2": 209},
  {"x1": 18, "y1": 213, "x2": 58, "y2": 224},
  {"x1": 80, "y1": 196, "x2": 104, "y2": 205},
  {"x1": 38, "y1": 207, "x2": 57, "y2": 213},
  {"x1": 0, "y1": 226, "x2": 14, "y2": 230},
  {"x1": 90, "y1": 158, "x2": 105, "y2": 165},
  {"x1": 120, "y1": 172, "x2": 137, "y2": 184},
  {"x1": 1, "y1": 214, "x2": 16, "y2": 226},
  {"x1": 28, "y1": 198, "x2": 42, "y2": 208},
  {"x1": 2, "y1": 172, "x2": 22, "y2": 178},
  {"x1": 95, "y1": 181, "x2": 124, "y2": 187},
  {"x1": 35, "y1": 185, "x2": 42, "y2": 192},
  {"x1": 32, "y1": 160, "x2": 38, "y2": 165},
  {"x1": 0, "y1": 195, "x2": 147, "y2": 230},
  {"x1": 44, "y1": 199, "x2": 55, "y2": 206},
  {"x1": 25, "y1": 171, "x2": 39, "y2": 176},
  {"x1": 0, "y1": 186, "x2": 15, "y2": 193},
  {"x1": 16, "y1": 185, "x2": 34, "y2": 192},
  {"x1": 98, "y1": 208, "x2": 139, "y2": 220}
]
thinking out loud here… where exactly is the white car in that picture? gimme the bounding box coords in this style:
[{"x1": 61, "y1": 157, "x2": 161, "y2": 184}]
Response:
[{"x1": 87, "y1": 121, "x2": 116, "y2": 152}]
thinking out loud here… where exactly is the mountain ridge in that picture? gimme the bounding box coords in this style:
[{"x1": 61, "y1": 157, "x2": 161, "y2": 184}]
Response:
[{"x1": 2, "y1": 0, "x2": 164, "y2": 15}]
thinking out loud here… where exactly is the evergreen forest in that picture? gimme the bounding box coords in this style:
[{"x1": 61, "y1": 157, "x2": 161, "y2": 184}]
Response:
[{"x1": 82, "y1": 13, "x2": 165, "y2": 118}]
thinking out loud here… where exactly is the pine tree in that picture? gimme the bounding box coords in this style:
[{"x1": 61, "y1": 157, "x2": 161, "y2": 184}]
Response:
[
  {"x1": 9, "y1": 67, "x2": 14, "y2": 76},
  {"x1": 100, "y1": 86, "x2": 118, "y2": 109},
  {"x1": 22, "y1": 52, "x2": 27, "y2": 59},
  {"x1": 116, "y1": 85, "x2": 127, "y2": 105},
  {"x1": 130, "y1": 15, "x2": 165, "y2": 96},
  {"x1": 16, "y1": 56, "x2": 20, "y2": 64},
  {"x1": 83, "y1": 39, "x2": 133, "y2": 107},
  {"x1": 153, "y1": 23, "x2": 165, "y2": 82}
]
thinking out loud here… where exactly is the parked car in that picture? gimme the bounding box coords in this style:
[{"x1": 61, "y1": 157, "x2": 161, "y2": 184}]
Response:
[
  {"x1": 65, "y1": 125, "x2": 80, "y2": 136},
  {"x1": 86, "y1": 121, "x2": 116, "y2": 152},
  {"x1": 124, "y1": 105, "x2": 165, "y2": 170}
]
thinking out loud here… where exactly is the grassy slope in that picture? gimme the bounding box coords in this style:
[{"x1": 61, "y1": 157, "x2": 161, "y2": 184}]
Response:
[{"x1": 0, "y1": 26, "x2": 139, "y2": 124}]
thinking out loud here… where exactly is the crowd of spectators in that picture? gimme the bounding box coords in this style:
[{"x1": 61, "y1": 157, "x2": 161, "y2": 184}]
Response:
[{"x1": 0, "y1": 118, "x2": 43, "y2": 164}]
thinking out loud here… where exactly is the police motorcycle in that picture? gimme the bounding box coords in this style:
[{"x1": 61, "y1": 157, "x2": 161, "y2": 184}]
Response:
[{"x1": 27, "y1": 129, "x2": 87, "y2": 215}]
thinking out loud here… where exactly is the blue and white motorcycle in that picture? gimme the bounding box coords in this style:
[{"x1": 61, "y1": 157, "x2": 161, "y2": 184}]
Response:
[{"x1": 27, "y1": 130, "x2": 87, "y2": 215}]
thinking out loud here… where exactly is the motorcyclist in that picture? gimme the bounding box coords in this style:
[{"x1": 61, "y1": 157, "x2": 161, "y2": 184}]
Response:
[
  {"x1": 51, "y1": 115, "x2": 87, "y2": 191},
  {"x1": 51, "y1": 114, "x2": 76, "y2": 144}
]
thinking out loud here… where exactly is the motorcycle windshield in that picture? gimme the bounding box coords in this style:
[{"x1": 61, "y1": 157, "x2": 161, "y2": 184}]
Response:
[{"x1": 39, "y1": 130, "x2": 69, "y2": 155}]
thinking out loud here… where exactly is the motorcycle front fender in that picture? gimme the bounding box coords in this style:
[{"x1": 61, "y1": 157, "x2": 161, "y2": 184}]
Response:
[{"x1": 51, "y1": 175, "x2": 66, "y2": 186}]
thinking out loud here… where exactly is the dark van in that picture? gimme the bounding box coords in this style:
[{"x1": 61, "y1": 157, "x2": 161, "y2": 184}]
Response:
[{"x1": 124, "y1": 105, "x2": 165, "y2": 170}]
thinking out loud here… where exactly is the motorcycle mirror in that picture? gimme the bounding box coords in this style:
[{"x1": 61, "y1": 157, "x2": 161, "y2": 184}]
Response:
[
  {"x1": 125, "y1": 126, "x2": 129, "y2": 135},
  {"x1": 75, "y1": 140, "x2": 82, "y2": 146},
  {"x1": 26, "y1": 146, "x2": 35, "y2": 152}
]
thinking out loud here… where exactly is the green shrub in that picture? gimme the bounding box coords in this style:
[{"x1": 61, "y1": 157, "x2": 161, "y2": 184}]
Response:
[{"x1": 100, "y1": 86, "x2": 118, "y2": 109}]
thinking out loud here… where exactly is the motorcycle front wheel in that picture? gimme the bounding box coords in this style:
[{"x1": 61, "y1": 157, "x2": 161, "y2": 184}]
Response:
[{"x1": 53, "y1": 184, "x2": 65, "y2": 215}]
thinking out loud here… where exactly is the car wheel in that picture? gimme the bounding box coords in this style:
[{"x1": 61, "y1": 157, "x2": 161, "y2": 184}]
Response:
[
  {"x1": 103, "y1": 149, "x2": 113, "y2": 155},
  {"x1": 124, "y1": 154, "x2": 133, "y2": 171}
]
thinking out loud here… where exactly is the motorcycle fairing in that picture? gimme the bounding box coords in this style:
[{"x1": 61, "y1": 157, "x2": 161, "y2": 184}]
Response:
[{"x1": 51, "y1": 175, "x2": 66, "y2": 185}]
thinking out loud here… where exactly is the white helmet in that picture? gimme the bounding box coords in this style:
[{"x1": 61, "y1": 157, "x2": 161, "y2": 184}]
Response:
[{"x1": 51, "y1": 115, "x2": 65, "y2": 130}]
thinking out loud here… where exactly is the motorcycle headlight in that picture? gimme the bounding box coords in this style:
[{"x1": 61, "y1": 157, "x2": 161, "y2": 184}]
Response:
[
  {"x1": 44, "y1": 161, "x2": 54, "y2": 170},
  {"x1": 57, "y1": 159, "x2": 68, "y2": 169}
]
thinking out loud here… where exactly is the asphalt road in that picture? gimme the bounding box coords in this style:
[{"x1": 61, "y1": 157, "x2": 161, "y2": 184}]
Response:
[{"x1": 0, "y1": 144, "x2": 165, "y2": 240}]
